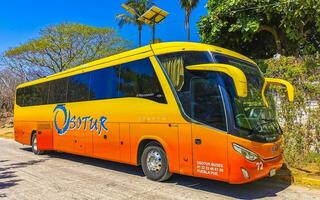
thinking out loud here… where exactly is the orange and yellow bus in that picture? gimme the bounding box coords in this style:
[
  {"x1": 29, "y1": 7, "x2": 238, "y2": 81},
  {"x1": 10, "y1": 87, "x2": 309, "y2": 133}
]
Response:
[{"x1": 14, "y1": 42, "x2": 294, "y2": 184}]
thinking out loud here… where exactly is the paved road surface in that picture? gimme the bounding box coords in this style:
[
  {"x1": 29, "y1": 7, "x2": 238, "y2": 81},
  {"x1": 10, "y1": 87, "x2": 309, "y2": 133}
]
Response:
[{"x1": 0, "y1": 138, "x2": 319, "y2": 200}]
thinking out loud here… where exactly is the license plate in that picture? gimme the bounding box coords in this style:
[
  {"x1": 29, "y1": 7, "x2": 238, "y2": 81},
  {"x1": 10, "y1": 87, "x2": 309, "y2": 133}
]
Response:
[{"x1": 269, "y1": 169, "x2": 276, "y2": 177}]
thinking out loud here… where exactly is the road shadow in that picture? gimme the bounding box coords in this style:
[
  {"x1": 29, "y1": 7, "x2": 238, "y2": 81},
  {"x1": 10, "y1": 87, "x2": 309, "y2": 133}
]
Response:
[
  {"x1": 168, "y1": 173, "x2": 291, "y2": 199},
  {"x1": 0, "y1": 154, "x2": 48, "y2": 195},
  {"x1": 0, "y1": 159, "x2": 48, "y2": 172},
  {"x1": 0, "y1": 179, "x2": 22, "y2": 190},
  {"x1": 45, "y1": 150, "x2": 145, "y2": 177},
  {"x1": 17, "y1": 147, "x2": 294, "y2": 199},
  {"x1": 17, "y1": 148, "x2": 294, "y2": 199},
  {"x1": 20, "y1": 147, "x2": 32, "y2": 152},
  {"x1": 0, "y1": 171, "x2": 16, "y2": 179},
  {"x1": 172, "y1": 164, "x2": 293, "y2": 199}
]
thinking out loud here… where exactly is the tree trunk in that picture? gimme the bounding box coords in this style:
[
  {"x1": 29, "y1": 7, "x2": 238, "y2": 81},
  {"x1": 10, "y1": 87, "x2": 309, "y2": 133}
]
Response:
[
  {"x1": 138, "y1": 24, "x2": 142, "y2": 47},
  {"x1": 185, "y1": 10, "x2": 191, "y2": 42},
  {"x1": 258, "y1": 25, "x2": 282, "y2": 54},
  {"x1": 187, "y1": 23, "x2": 190, "y2": 42}
]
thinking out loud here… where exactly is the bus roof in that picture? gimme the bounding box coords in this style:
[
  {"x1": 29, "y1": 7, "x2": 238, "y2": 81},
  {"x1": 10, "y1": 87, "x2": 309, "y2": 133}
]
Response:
[{"x1": 17, "y1": 42, "x2": 256, "y2": 88}]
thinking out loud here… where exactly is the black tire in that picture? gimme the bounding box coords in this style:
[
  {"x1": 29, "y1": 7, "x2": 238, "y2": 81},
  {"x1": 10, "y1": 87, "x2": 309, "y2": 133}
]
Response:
[
  {"x1": 141, "y1": 143, "x2": 172, "y2": 182},
  {"x1": 31, "y1": 133, "x2": 44, "y2": 155}
]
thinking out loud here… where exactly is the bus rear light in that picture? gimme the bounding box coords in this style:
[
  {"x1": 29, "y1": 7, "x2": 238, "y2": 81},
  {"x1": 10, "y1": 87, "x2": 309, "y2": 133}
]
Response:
[
  {"x1": 233, "y1": 143, "x2": 258, "y2": 161},
  {"x1": 241, "y1": 168, "x2": 250, "y2": 179}
]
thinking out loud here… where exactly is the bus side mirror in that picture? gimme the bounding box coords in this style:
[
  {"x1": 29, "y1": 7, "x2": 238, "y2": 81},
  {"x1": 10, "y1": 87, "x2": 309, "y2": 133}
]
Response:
[
  {"x1": 262, "y1": 78, "x2": 295, "y2": 107},
  {"x1": 186, "y1": 63, "x2": 248, "y2": 97}
]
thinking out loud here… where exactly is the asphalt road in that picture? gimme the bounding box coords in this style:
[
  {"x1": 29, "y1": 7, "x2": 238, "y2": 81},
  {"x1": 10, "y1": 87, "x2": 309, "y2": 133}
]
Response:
[{"x1": 0, "y1": 138, "x2": 319, "y2": 200}]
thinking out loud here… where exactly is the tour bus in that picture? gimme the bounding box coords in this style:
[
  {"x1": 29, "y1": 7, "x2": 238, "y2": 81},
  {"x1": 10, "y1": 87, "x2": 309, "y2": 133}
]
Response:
[{"x1": 14, "y1": 42, "x2": 294, "y2": 184}]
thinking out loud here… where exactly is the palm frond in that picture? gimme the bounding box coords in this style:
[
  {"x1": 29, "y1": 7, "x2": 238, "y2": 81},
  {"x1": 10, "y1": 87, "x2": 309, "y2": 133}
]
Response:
[
  {"x1": 116, "y1": 0, "x2": 154, "y2": 46},
  {"x1": 116, "y1": 0, "x2": 154, "y2": 28},
  {"x1": 179, "y1": 0, "x2": 200, "y2": 10},
  {"x1": 115, "y1": 14, "x2": 136, "y2": 28}
]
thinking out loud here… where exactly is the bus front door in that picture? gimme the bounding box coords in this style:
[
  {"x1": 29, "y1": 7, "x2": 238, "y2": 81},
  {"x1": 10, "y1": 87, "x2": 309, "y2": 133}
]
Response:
[
  {"x1": 192, "y1": 124, "x2": 229, "y2": 181},
  {"x1": 190, "y1": 76, "x2": 229, "y2": 181}
]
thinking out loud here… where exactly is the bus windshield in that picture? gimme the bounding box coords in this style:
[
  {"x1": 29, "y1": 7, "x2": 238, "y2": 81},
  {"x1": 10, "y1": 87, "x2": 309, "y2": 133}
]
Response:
[
  {"x1": 214, "y1": 54, "x2": 282, "y2": 142},
  {"x1": 157, "y1": 51, "x2": 281, "y2": 143}
]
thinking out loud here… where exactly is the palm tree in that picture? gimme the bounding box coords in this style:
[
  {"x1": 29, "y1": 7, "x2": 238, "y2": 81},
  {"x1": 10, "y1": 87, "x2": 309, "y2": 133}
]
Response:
[
  {"x1": 179, "y1": 0, "x2": 200, "y2": 41},
  {"x1": 116, "y1": 0, "x2": 153, "y2": 47}
]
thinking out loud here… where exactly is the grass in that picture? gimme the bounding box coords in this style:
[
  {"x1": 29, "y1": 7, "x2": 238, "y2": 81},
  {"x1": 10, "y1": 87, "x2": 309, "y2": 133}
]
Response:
[
  {"x1": 260, "y1": 160, "x2": 320, "y2": 188},
  {"x1": 0, "y1": 128, "x2": 14, "y2": 139},
  {"x1": 290, "y1": 164, "x2": 320, "y2": 188},
  {"x1": 284, "y1": 152, "x2": 320, "y2": 188}
]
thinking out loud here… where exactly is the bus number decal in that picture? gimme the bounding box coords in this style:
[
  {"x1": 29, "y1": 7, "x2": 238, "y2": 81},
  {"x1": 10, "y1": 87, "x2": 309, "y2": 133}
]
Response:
[
  {"x1": 256, "y1": 162, "x2": 263, "y2": 171},
  {"x1": 53, "y1": 104, "x2": 108, "y2": 136}
]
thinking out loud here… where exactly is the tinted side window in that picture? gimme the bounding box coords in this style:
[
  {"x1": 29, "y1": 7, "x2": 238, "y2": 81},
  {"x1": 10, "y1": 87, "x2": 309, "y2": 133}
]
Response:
[
  {"x1": 16, "y1": 88, "x2": 24, "y2": 106},
  {"x1": 16, "y1": 83, "x2": 49, "y2": 107},
  {"x1": 68, "y1": 73, "x2": 90, "y2": 102},
  {"x1": 48, "y1": 78, "x2": 68, "y2": 104},
  {"x1": 157, "y1": 51, "x2": 213, "y2": 91},
  {"x1": 90, "y1": 67, "x2": 119, "y2": 100},
  {"x1": 119, "y1": 59, "x2": 166, "y2": 103},
  {"x1": 23, "y1": 86, "x2": 33, "y2": 106},
  {"x1": 32, "y1": 83, "x2": 49, "y2": 105},
  {"x1": 190, "y1": 75, "x2": 226, "y2": 131}
]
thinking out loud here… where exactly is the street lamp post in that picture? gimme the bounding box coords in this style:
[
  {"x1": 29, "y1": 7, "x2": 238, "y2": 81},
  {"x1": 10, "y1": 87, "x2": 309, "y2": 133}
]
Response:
[{"x1": 138, "y1": 6, "x2": 169, "y2": 44}]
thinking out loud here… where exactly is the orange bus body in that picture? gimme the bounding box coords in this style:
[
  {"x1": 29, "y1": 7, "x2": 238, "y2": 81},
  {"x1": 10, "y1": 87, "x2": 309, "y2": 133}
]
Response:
[{"x1": 14, "y1": 42, "x2": 285, "y2": 184}]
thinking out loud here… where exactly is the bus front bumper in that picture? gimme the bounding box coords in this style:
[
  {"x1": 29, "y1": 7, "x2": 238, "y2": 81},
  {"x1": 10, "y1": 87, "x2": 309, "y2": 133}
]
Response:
[{"x1": 228, "y1": 153, "x2": 284, "y2": 184}]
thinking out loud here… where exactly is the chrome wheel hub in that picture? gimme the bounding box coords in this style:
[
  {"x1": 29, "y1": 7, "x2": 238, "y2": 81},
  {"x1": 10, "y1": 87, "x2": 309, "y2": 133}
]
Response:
[
  {"x1": 33, "y1": 137, "x2": 38, "y2": 151},
  {"x1": 146, "y1": 150, "x2": 162, "y2": 173}
]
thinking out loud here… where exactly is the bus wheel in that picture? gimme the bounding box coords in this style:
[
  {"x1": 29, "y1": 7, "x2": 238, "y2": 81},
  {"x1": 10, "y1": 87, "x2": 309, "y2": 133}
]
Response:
[
  {"x1": 31, "y1": 133, "x2": 44, "y2": 155},
  {"x1": 141, "y1": 144, "x2": 172, "y2": 182}
]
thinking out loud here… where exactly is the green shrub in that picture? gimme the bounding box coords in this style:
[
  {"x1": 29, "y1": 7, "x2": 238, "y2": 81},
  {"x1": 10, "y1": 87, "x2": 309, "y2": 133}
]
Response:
[{"x1": 262, "y1": 55, "x2": 320, "y2": 168}]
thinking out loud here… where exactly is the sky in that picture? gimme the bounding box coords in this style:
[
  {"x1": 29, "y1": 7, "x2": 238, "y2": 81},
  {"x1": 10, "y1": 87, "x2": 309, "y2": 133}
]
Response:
[{"x1": 0, "y1": 0, "x2": 208, "y2": 54}]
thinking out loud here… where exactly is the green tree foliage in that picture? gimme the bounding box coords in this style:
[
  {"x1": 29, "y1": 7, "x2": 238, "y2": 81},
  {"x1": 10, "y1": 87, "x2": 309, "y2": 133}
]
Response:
[
  {"x1": 3, "y1": 23, "x2": 129, "y2": 74},
  {"x1": 116, "y1": 0, "x2": 153, "y2": 47},
  {"x1": 198, "y1": 0, "x2": 320, "y2": 58},
  {"x1": 263, "y1": 55, "x2": 320, "y2": 166},
  {"x1": 179, "y1": 0, "x2": 200, "y2": 41}
]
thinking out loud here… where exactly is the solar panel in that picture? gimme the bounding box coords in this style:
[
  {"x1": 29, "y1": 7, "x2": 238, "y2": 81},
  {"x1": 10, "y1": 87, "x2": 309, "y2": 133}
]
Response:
[
  {"x1": 120, "y1": 4, "x2": 169, "y2": 43},
  {"x1": 138, "y1": 6, "x2": 169, "y2": 24}
]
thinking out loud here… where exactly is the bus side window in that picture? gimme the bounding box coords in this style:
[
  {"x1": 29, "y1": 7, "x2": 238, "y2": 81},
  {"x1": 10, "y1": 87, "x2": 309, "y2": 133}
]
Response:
[
  {"x1": 48, "y1": 78, "x2": 68, "y2": 104},
  {"x1": 16, "y1": 88, "x2": 24, "y2": 106},
  {"x1": 32, "y1": 83, "x2": 49, "y2": 106},
  {"x1": 89, "y1": 67, "x2": 119, "y2": 101},
  {"x1": 190, "y1": 77, "x2": 227, "y2": 131},
  {"x1": 22, "y1": 87, "x2": 33, "y2": 106},
  {"x1": 119, "y1": 58, "x2": 166, "y2": 104},
  {"x1": 67, "y1": 73, "x2": 90, "y2": 102},
  {"x1": 19, "y1": 83, "x2": 48, "y2": 107}
]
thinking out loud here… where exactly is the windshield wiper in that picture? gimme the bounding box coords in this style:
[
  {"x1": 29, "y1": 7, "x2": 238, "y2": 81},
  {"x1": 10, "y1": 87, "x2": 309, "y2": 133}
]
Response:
[
  {"x1": 260, "y1": 118, "x2": 283, "y2": 135},
  {"x1": 260, "y1": 118, "x2": 275, "y2": 122},
  {"x1": 249, "y1": 118, "x2": 282, "y2": 136}
]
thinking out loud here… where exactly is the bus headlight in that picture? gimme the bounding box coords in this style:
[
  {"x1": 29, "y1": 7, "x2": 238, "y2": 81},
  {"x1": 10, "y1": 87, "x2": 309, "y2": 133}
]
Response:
[{"x1": 233, "y1": 143, "x2": 258, "y2": 161}]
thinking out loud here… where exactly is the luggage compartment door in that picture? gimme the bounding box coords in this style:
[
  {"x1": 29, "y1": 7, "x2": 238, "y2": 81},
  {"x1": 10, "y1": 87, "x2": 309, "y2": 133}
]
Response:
[{"x1": 36, "y1": 122, "x2": 53, "y2": 151}]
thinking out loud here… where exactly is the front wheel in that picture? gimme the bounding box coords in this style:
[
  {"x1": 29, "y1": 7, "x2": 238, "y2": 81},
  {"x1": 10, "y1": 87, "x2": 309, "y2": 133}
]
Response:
[
  {"x1": 141, "y1": 144, "x2": 172, "y2": 182},
  {"x1": 31, "y1": 133, "x2": 44, "y2": 155}
]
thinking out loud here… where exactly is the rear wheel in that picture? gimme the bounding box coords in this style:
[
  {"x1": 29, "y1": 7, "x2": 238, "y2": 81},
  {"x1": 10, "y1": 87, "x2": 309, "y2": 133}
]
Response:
[
  {"x1": 141, "y1": 144, "x2": 172, "y2": 182},
  {"x1": 31, "y1": 133, "x2": 44, "y2": 155}
]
